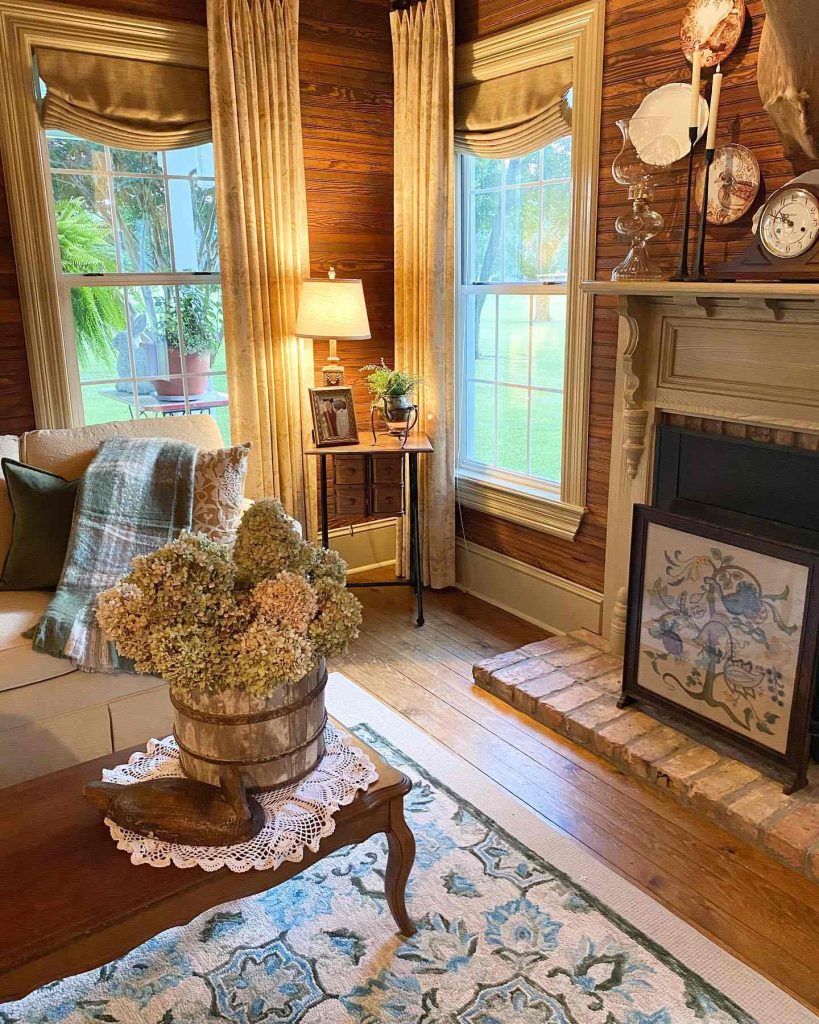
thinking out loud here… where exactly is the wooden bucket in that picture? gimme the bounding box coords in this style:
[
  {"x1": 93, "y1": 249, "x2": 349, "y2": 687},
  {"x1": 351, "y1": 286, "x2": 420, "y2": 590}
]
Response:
[{"x1": 171, "y1": 659, "x2": 327, "y2": 791}]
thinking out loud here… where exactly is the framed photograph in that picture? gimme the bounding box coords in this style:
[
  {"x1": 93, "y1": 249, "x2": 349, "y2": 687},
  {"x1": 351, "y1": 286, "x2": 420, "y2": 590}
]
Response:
[
  {"x1": 622, "y1": 505, "x2": 819, "y2": 794},
  {"x1": 308, "y1": 387, "x2": 359, "y2": 447}
]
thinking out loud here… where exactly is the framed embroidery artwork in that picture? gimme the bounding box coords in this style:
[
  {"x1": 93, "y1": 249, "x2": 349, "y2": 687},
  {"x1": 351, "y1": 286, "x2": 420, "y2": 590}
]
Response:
[{"x1": 621, "y1": 505, "x2": 819, "y2": 794}]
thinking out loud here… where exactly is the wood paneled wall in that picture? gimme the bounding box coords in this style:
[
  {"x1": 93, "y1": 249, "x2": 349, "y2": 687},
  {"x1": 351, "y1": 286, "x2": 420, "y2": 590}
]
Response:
[
  {"x1": 0, "y1": 0, "x2": 394, "y2": 461},
  {"x1": 456, "y1": 0, "x2": 797, "y2": 593}
]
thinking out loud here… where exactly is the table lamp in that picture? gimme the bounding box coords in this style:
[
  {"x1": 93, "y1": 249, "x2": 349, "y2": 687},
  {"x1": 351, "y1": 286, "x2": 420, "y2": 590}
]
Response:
[{"x1": 295, "y1": 267, "x2": 371, "y2": 386}]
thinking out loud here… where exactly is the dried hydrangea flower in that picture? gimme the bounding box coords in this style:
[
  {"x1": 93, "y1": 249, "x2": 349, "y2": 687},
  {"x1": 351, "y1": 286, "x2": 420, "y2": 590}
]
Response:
[
  {"x1": 254, "y1": 572, "x2": 318, "y2": 632},
  {"x1": 233, "y1": 498, "x2": 305, "y2": 584},
  {"x1": 95, "y1": 497, "x2": 362, "y2": 701}
]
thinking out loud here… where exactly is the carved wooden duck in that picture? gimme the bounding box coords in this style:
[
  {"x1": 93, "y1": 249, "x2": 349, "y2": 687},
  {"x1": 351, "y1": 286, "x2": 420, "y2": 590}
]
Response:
[{"x1": 84, "y1": 768, "x2": 265, "y2": 847}]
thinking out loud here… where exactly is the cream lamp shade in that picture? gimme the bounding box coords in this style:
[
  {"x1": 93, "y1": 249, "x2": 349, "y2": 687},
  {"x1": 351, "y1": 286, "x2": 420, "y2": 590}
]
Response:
[{"x1": 295, "y1": 274, "x2": 371, "y2": 341}]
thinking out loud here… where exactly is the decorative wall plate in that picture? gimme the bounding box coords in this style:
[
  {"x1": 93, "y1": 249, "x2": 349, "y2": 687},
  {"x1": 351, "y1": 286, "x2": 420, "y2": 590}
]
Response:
[
  {"x1": 633, "y1": 84, "x2": 709, "y2": 164},
  {"x1": 681, "y1": 0, "x2": 746, "y2": 68},
  {"x1": 695, "y1": 143, "x2": 760, "y2": 224}
]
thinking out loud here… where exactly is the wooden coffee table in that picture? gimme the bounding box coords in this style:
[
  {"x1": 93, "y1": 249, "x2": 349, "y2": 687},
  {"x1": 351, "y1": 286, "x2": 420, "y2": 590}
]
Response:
[{"x1": 0, "y1": 728, "x2": 415, "y2": 1003}]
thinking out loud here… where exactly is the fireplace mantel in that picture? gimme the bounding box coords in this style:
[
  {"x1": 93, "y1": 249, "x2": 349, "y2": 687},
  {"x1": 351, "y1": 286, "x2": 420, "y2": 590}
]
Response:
[
  {"x1": 581, "y1": 279, "x2": 819, "y2": 652},
  {"x1": 582, "y1": 281, "x2": 819, "y2": 299}
]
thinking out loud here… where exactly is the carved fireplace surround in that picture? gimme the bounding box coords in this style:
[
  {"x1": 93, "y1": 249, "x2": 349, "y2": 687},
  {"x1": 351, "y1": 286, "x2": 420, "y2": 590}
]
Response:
[{"x1": 582, "y1": 281, "x2": 819, "y2": 654}]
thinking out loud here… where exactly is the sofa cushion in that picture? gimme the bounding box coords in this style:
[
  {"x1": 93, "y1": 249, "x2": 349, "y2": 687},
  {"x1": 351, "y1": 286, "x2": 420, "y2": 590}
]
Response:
[
  {"x1": 1, "y1": 460, "x2": 79, "y2": 591},
  {"x1": 0, "y1": 436, "x2": 20, "y2": 570},
  {"x1": 19, "y1": 414, "x2": 224, "y2": 480},
  {"x1": 0, "y1": 590, "x2": 74, "y2": 689}
]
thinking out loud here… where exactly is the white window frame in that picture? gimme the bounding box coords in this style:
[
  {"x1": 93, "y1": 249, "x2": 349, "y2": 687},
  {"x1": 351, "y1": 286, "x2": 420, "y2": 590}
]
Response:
[
  {"x1": 455, "y1": 1, "x2": 604, "y2": 542},
  {"x1": 45, "y1": 135, "x2": 222, "y2": 420},
  {"x1": 0, "y1": 0, "x2": 209, "y2": 427}
]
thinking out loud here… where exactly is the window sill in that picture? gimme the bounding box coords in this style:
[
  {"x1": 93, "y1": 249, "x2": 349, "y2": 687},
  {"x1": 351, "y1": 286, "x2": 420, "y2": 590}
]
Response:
[{"x1": 456, "y1": 472, "x2": 586, "y2": 541}]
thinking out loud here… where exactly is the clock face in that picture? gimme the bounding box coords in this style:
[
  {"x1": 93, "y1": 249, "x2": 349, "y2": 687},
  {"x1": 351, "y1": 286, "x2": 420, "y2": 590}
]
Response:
[{"x1": 759, "y1": 187, "x2": 819, "y2": 259}]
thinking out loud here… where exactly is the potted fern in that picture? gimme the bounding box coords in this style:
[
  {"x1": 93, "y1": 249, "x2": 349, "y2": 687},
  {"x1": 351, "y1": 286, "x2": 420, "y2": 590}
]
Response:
[{"x1": 361, "y1": 359, "x2": 422, "y2": 435}]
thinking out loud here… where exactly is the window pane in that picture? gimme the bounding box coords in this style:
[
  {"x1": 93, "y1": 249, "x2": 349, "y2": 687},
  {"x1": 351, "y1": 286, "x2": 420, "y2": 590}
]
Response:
[
  {"x1": 169, "y1": 177, "x2": 219, "y2": 272},
  {"x1": 543, "y1": 135, "x2": 571, "y2": 179},
  {"x1": 530, "y1": 390, "x2": 563, "y2": 485},
  {"x1": 52, "y1": 176, "x2": 116, "y2": 273},
  {"x1": 541, "y1": 181, "x2": 572, "y2": 279},
  {"x1": 207, "y1": 373, "x2": 231, "y2": 444},
  {"x1": 80, "y1": 382, "x2": 136, "y2": 426},
  {"x1": 165, "y1": 143, "x2": 215, "y2": 178},
  {"x1": 471, "y1": 191, "x2": 501, "y2": 283},
  {"x1": 465, "y1": 380, "x2": 495, "y2": 466},
  {"x1": 531, "y1": 295, "x2": 566, "y2": 390},
  {"x1": 126, "y1": 284, "x2": 176, "y2": 382},
  {"x1": 496, "y1": 385, "x2": 529, "y2": 475},
  {"x1": 497, "y1": 294, "x2": 530, "y2": 385},
  {"x1": 47, "y1": 132, "x2": 105, "y2": 171},
  {"x1": 503, "y1": 186, "x2": 539, "y2": 281},
  {"x1": 110, "y1": 149, "x2": 162, "y2": 174},
  {"x1": 178, "y1": 285, "x2": 224, "y2": 370},
  {"x1": 504, "y1": 153, "x2": 541, "y2": 185},
  {"x1": 464, "y1": 293, "x2": 496, "y2": 381},
  {"x1": 472, "y1": 156, "x2": 501, "y2": 190},
  {"x1": 114, "y1": 176, "x2": 171, "y2": 271},
  {"x1": 71, "y1": 286, "x2": 126, "y2": 382}
]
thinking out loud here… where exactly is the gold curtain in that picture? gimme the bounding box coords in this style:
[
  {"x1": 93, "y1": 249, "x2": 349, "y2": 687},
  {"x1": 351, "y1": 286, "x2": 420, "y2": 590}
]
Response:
[
  {"x1": 455, "y1": 59, "x2": 572, "y2": 158},
  {"x1": 36, "y1": 49, "x2": 211, "y2": 151},
  {"x1": 207, "y1": 0, "x2": 317, "y2": 537},
  {"x1": 391, "y1": 0, "x2": 456, "y2": 589}
]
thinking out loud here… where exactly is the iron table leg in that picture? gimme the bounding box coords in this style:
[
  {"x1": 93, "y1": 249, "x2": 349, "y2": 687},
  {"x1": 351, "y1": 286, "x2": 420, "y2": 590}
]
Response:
[
  {"x1": 408, "y1": 452, "x2": 424, "y2": 627},
  {"x1": 320, "y1": 454, "x2": 329, "y2": 549}
]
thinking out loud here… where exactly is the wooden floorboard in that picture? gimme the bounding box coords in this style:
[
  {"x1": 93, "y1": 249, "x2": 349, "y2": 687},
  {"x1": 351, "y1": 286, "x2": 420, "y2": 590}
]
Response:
[{"x1": 343, "y1": 573, "x2": 819, "y2": 1013}]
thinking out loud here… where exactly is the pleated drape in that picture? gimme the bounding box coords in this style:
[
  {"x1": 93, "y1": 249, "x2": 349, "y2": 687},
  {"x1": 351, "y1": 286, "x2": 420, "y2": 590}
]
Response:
[
  {"x1": 207, "y1": 0, "x2": 317, "y2": 537},
  {"x1": 36, "y1": 49, "x2": 211, "y2": 151},
  {"x1": 455, "y1": 59, "x2": 572, "y2": 159},
  {"x1": 391, "y1": 0, "x2": 456, "y2": 589}
]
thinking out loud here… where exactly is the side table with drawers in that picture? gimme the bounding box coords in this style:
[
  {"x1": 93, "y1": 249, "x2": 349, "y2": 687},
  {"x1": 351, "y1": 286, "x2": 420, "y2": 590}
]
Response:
[{"x1": 304, "y1": 432, "x2": 434, "y2": 625}]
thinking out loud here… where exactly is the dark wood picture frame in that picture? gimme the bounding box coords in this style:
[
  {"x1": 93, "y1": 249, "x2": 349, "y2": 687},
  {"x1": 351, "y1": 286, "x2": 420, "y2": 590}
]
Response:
[
  {"x1": 308, "y1": 386, "x2": 359, "y2": 447},
  {"x1": 621, "y1": 504, "x2": 819, "y2": 794}
]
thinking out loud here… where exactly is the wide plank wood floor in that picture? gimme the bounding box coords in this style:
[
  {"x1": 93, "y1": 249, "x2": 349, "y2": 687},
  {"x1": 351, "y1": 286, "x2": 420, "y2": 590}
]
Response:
[{"x1": 339, "y1": 571, "x2": 819, "y2": 1014}]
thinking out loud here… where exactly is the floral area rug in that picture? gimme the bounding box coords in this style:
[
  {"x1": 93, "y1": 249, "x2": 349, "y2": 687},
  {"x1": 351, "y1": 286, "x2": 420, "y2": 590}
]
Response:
[{"x1": 0, "y1": 724, "x2": 790, "y2": 1024}]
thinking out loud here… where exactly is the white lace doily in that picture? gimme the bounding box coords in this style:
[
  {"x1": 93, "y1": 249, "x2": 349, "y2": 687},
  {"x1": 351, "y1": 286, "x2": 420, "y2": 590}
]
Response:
[{"x1": 100, "y1": 725, "x2": 379, "y2": 872}]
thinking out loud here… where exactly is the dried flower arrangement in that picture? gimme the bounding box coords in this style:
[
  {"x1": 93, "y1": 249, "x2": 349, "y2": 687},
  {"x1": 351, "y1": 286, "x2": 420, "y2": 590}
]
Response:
[{"x1": 97, "y1": 500, "x2": 362, "y2": 700}]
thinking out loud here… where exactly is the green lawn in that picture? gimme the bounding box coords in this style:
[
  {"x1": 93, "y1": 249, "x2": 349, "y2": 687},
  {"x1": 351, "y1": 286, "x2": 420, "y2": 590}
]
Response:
[{"x1": 466, "y1": 294, "x2": 565, "y2": 485}]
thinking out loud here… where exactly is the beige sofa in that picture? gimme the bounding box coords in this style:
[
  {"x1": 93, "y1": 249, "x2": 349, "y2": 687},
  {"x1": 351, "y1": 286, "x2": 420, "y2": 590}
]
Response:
[{"x1": 0, "y1": 415, "x2": 226, "y2": 787}]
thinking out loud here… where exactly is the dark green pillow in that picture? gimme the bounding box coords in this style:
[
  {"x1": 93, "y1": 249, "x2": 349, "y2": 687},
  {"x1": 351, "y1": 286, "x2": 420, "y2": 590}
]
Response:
[{"x1": 1, "y1": 459, "x2": 79, "y2": 591}]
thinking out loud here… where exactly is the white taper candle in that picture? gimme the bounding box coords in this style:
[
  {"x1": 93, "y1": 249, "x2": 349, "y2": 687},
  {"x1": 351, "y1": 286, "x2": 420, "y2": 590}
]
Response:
[
  {"x1": 689, "y1": 45, "x2": 703, "y2": 128},
  {"x1": 706, "y1": 64, "x2": 723, "y2": 149}
]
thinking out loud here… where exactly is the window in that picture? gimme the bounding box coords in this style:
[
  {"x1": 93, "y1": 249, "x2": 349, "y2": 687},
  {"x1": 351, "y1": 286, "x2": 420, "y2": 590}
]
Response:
[
  {"x1": 458, "y1": 137, "x2": 571, "y2": 497},
  {"x1": 453, "y1": 5, "x2": 603, "y2": 542},
  {"x1": 44, "y1": 129, "x2": 230, "y2": 441}
]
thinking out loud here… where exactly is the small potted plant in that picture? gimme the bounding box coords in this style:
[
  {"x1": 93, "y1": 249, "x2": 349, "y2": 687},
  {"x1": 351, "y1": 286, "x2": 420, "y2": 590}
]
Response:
[
  {"x1": 361, "y1": 359, "x2": 422, "y2": 435},
  {"x1": 97, "y1": 501, "x2": 362, "y2": 791},
  {"x1": 155, "y1": 286, "x2": 223, "y2": 397}
]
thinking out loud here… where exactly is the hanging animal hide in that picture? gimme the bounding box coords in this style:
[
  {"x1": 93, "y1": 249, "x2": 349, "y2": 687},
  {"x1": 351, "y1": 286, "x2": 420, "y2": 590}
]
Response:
[{"x1": 758, "y1": 0, "x2": 819, "y2": 162}]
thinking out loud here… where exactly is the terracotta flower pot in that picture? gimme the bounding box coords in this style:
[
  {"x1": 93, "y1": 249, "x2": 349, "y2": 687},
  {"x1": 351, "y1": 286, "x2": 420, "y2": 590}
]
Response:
[
  {"x1": 171, "y1": 660, "x2": 328, "y2": 792},
  {"x1": 154, "y1": 351, "x2": 212, "y2": 398}
]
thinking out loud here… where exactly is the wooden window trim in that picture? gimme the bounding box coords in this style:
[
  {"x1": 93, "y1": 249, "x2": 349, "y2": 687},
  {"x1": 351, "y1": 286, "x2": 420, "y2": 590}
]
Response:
[{"x1": 0, "y1": 0, "x2": 208, "y2": 427}]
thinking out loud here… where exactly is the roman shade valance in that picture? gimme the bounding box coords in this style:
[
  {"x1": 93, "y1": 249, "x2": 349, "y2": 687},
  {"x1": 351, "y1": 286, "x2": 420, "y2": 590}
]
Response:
[
  {"x1": 35, "y1": 48, "x2": 211, "y2": 151},
  {"x1": 455, "y1": 58, "x2": 572, "y2": 158}
]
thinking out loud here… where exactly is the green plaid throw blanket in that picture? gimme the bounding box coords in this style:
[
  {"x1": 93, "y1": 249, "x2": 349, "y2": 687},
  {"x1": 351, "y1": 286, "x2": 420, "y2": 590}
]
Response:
[{"x1": 30, "y1": 436, "x2": 196, "y2": 672}]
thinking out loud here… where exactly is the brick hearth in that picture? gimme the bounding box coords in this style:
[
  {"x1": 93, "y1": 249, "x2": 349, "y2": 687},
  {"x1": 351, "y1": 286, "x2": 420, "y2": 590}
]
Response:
[{"x1": 474, "y1": 631, "x2": 819, "y2": 883}]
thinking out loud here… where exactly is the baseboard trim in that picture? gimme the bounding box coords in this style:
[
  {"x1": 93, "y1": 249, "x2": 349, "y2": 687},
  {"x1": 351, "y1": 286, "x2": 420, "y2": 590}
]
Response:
[
  {"x1": 455, "y1": 537, "x2": 603, "y2": 636},
  {"x1": 330, "y1": 518, "x2": 397, "y2": 575}
]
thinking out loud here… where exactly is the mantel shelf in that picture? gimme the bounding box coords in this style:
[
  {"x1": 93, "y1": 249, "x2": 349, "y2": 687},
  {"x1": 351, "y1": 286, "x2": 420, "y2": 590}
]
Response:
[{"x1": 581, "y1": 280, "x2": 819, "y2": 300}]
